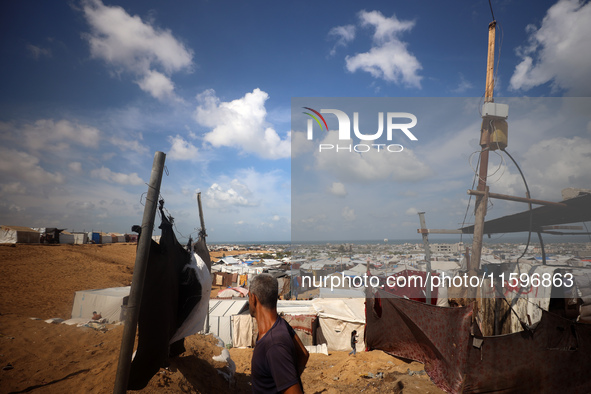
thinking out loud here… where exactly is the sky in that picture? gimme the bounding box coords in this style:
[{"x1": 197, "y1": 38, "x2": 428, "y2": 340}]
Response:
[{"x1": 1, "y1": 0, "x2": 590, "y2": 243}]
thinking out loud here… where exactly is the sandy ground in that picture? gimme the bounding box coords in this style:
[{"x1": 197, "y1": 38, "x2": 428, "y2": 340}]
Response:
[{"x1": 0, "y1": 244, "x2": 444, "y2": 393}]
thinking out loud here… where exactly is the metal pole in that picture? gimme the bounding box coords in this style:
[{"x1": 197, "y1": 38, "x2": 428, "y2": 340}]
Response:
[
  {"x1": 418, "y1": 212, "x2": 432, "y2": 304},
  {"x1": 113, "y1": 151, "x2": 166, "y2": 394}
]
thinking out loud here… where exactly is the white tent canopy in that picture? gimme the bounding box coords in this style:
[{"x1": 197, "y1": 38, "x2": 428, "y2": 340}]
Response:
[
  {"x1": 71, "y1": 286, "x2": 130, "y2": 323},
  {"x1": 0, "y1": 225, "x2": 39, "y2": 244}
]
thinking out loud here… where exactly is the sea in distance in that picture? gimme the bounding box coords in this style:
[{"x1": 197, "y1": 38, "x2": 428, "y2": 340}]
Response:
[{"x1": 210, "y1": 234, "x2": 591, "y2": 246}]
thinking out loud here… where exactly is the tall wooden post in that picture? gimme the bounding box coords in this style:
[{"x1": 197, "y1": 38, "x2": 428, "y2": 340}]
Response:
[
  {"x1": 114, "y1": 151, "x2": 166, "y2": 394},
  {"x1": 468, "y1": 21, "x2": 496, "y2": 299}
]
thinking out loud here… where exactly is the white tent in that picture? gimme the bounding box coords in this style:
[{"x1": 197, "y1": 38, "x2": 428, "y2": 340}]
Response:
[
  {"x1": 60, "y1": 233, "x2": 75, "y2": 244},
  {"x1": 71, "y1": 286, "x2": 130, "y2": 323},
  {"x1": 206, "y1": 299, "x2": 249, "y2": 346},
  {"x1": 312, "y1": 298, "x2": 366, "y2": 352},
  {"x1": 220, "y1": 256, "x2": 240, "y2": 265},
  {"x1": 0, "y1": 225, "x2": 39, "y2": 244},
  {"x1": 73, "y1": 233, "x2": 88, "y2": 244},
  {"x1": 262, "y1": 259, "x2": 283, "y2": 266}
]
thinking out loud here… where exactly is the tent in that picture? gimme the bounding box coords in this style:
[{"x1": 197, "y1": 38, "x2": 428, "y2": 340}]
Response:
[
  {"x1": 0, "y1": 225, "x2": 39, "y2": 244},
  {"x1": 73, "y1": 233, "x2": 88, "y2": 244},
  {"x1": 59, "y1": 232, "x2": 75, "y2": 244},
  {"x1": 313, "y1": 298, "x2": 366, "y2": 352},
  {"x1": 206, "y1": 299, "x2": 249, "y2": 346},
  {"x1": 232, "y1": 300, "x2": 318, "y2": 348},
  {"x1": 70, "y1": 286, "x2": 130, "y2": 323}
]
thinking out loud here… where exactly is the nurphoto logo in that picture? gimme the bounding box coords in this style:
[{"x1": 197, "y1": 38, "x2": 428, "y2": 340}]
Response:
[{"x1": 303, "y1": 107, "x2": 418, "y2": 153}]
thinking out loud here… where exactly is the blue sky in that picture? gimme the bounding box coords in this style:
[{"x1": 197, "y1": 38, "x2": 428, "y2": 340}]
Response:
[{"x1": 1, "y1": 0, "x2": 590, "y2": 243}]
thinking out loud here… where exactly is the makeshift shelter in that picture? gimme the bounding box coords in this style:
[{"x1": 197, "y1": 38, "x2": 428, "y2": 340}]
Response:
[
  {"x1": 0, "y1": 225, "x2": 39, "y2": 244},
  {"x1": 219, "y1": 256, "x2": 240, "y2": 265},
  {"x1": 206, "y1": 299, "x2": 249, "y2": 346},
  {"x1": 73, "y1": 232, "x2": 88, "y2": 244},
  {"x1": 312, "y1": 298, "x2": 365, "y2": 352},
  {"x1": 232, "y1": 300, "x2": 318, "y2": 348},
  {"x1": 59, "y1": 232, "x2": 75, "y2": 244},
  {"x1": 70, "y1": 286, "x2": 130, "y2": 323},
  {"x1": 88, "y1": 232, "x2": 101, "y2": 244},
  {"x1": 365, "y1": 291, "x2": 591, "y2": 394}
]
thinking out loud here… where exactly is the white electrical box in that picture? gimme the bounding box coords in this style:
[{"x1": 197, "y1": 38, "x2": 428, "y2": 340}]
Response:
[{"x1": 482, "y1": 102, "x2": 509, "y2": 118}]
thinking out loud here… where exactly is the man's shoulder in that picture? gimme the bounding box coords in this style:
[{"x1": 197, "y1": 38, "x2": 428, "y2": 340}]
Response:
[{"x1": 266, "y1": 318, "x2": 293, "y2": 344}]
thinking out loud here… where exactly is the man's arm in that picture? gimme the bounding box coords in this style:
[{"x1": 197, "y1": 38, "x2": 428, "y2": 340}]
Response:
[
  {"x1": 281, "y1": 382, "x2": 304, "y2": 394},
  {"x1": 292, "y1": 332, "x2": 309, "y2": 376}
]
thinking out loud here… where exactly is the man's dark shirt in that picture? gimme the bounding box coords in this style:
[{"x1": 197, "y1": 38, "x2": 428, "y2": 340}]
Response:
[{"x1": 251, "y1": 317, "x2": 301, "y2": 393}]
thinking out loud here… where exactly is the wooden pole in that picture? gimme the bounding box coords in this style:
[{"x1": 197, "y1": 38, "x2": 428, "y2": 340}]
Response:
[
  {"x1": 114, "y1": 151, "x2": 166, "y2": 394},
  {"x1": 468, "y1": 21, "x2": 496, "y2": 299},
  {"x1": 418, "y1": 212, "x2": 432, "y2": 304}
]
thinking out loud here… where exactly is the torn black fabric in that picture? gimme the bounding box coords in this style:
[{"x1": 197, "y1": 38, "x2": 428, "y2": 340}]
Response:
[{"x1": 128, "y1": 211, "x2": 199, "y2": 390}]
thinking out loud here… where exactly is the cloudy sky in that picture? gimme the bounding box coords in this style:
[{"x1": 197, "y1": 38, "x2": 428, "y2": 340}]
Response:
[{"x1": 1, "y1": 0, "x2": 590, "y2": 243}]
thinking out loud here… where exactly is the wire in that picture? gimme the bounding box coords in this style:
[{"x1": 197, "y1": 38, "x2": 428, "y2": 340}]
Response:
[
  {"x1": 584, "y1": 222, "x2": 591, "y2": 243},
  {"x1": 488, "y1": 0, "x2": 496, "y2": 21},
  {"x1": 502, "y1": 148, "x2": 537, "y2": 262}
]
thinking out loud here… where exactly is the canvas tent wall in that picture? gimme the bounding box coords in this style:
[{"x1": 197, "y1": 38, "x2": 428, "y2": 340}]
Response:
[
  {"x1": 313, "y1": 298, "x2": 366, "y2": 352},
  {"x1": 60, "y1": 232, "x2": 75, "y2": 244},
  {"x1": 0, "y1": 225, "x2": 39, "y2": 244},
  {"x1": 206, "y1": 299, "x2": 249, "y2": 346},
  {"x1": 232, "y1": 300, "x2": 318, "y2": 348},
  {"x1": 71, "y1": 286, "x2": 130, "y2": 323},
  {"x1": 73, "y1": 233, "x2": 88, "y2": 244}
]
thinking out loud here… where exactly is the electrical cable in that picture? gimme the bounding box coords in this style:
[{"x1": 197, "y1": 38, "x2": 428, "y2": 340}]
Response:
[
  {"x1": 488, "y1": 0, "x2": 496, "y2": 21},
  {"x1": 501, "y1": 148, "x2": 545, "y2": 263}
]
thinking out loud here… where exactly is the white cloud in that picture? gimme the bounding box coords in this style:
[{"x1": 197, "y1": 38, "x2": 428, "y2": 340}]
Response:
[
  {"x1": 195, "y1": 89, "x2": 290, "y2": 159},
  {"x1": 405, "y1": 207, "x2": 419, "y2": 216},
  {"x1": 0, "y1": 182, "x2": 27, "y2": 196},
  {"x1": 328, "y1": 24, "x2": 356, "y2": 56},
  {"x1": 0, "y1": 148, "x2": 65, "y2": 185},
  {"x1": 69, "y1": 162, "x2": 82, "y2": 173},
  {"x1": 328, "y1": 182, "x2": 348, "y2": 197},
  {"x1": 204, "y1": 180, "x2": 257, "y2": 211},
  {"x1": 27, "y1": 44, "x2": 51, "y2": 59},
  {"x1": 81, "y1": 0, "x2": 193, "y2": 100},
  {"x1": 109, "y1": 136, "x2": 149, "y2": 155},
  {"x1": 90, "y1": 166, "x2": 144, "y2": 185},
  {"x1": 496, "y1": 136, "x2": 591, "y2": 200},
  {"x1": 344, "y1": 10, "x2": 422, "y2": 88},
  {"x1": 314, "y1": 130, "x2": 432, "y2": 182},
  {"x1": 290, "y1": 131, "x2": 314, "y2": 158},
  {"x1": 136, "y1": 70, "x2": 176, "y2": 100},
  {"x1": 509, "y1": 0, "x2": 591, "y2": 95},
  {"x1": 1, "y1": 119, "x2": 100, "y2": 152},
  {"x1": 452, "y1": 73, "x2": 474, "y2": 94},
  {"x1": 342, "y1": 206, "x2": 356, "y2": 221},
  {"x1": 167, "y1": 135, "x2": 200, "y2": 161}
]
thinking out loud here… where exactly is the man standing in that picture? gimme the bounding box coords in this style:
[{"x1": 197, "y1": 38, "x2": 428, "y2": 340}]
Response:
[{"x1": 249, "y1": 273, "x2": 308, "y2": 393}]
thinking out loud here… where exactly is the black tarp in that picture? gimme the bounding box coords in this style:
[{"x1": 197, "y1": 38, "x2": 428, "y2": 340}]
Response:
[{"x1": 128, "y1": 210, "x2": 201, "y2": 390}]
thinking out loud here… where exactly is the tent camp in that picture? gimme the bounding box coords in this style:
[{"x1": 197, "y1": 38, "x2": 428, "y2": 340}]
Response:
[
  {"x1": 0, "y1": 225, "x2": 39, "y2": 244},
  {"x1": 70, "y1": 286, "x2": 130, "y2": 323},
  {"x1": 230, "y1": 298, "x2": 365, "y2": 351}
]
